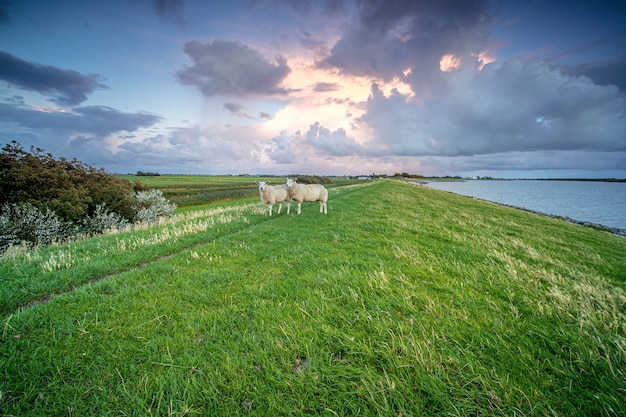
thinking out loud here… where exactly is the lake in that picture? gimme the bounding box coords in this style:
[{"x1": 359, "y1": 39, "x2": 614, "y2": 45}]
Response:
[{"x1": 424, "y1": 180, "x2": 626, "y2": 231}]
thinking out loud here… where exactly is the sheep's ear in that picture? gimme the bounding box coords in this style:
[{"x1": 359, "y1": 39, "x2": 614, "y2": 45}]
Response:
[
  {"x1": 255, "y1": 181, "x2": 260, "y2": 185},
  {"x1": 267, "y1": 181, "x2": 270, "y2": 185}
]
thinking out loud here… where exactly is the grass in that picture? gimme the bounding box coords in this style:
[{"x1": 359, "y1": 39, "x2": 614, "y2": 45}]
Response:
[
  {"x1": 118, "y1": 174, "x2": 278, "y2": 207},
  {"x1": 118, "y1": 175, "x2": 358, "y2": 207},
  {"x1": 1, "y1": 180, "x2": 625, "y2": 416}
]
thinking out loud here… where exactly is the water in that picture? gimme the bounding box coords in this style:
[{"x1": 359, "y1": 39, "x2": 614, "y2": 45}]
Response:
[{"x1": 424, "y1": 180, "x2": 626, "y2": 231}]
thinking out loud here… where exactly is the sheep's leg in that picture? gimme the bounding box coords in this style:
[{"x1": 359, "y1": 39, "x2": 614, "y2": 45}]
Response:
[
  {"x1": 268, "y1": 204, "x2": 273, "y2": 216},
  {"x1": 297, "y1": 201, "x2": 302, "y2": 214},
  {"x1": 277, "y1": 202, "x2": 283, "y2": 214},
  {"x1": 320, "y1": 201, "x2": 327, "y2": 214},
  {"x1": 286, "y1": 201, "x2": 291, "y2": 214}
]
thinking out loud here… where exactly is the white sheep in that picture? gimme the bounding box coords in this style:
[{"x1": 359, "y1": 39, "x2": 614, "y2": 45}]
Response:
[
  {"x1": 256, "y1": 181, "x2": 291, "y2": 216},
  {"x1": 285, "y1": 178, "x2": 328, "y2": 214}
]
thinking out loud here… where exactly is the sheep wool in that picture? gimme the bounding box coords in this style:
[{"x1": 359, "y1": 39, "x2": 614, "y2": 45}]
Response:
[
  {"x1": 256, "y1": 181, "x2": 291, "y2": 216},
  {"x1": 285, "y1": 178, "x2": 328, "y2": 215}
]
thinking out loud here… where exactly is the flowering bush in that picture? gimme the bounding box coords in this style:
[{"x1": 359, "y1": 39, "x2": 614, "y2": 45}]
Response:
[
  {"x1": 133, "y1": 189, "x2": 177, "y2": 223},
  {"x1": 80, "y1": 204, "x2": 130, "y2": 235},
  {"x1": 0, "y1": 203, "x2": 66, "y2": 252},
  {"x1": 0, "y1": 193, "x2": 175, "y2": 254}
]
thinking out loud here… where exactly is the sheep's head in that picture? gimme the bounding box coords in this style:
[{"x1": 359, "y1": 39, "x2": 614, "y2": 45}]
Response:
[
  {"x1": 256, "y1": 181, "x2": 269, "y2": 191},
  {"x1": 285, "y1": 178, "x2": 297, "y2": 189}
]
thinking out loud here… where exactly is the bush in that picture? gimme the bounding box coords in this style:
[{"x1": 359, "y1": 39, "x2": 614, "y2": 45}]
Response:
[
  {"x1": 133, "y1": 189, "x2": 177, "y2": 223},
  {"x1": 0, "y1": 203, "x2": 67, "y2": 251},
  {"x1": 0, "y1": 142, "x2": 177, "y2": 253},
  {"x1": 295, "y1": 175, "x2": 332, "y2": 184},
  {"x1": 0, "y1": 141, "x2": 136, "y2": 223},
  {"x1": 80, "y1": 204, "x2": 130, "y2": 235}
]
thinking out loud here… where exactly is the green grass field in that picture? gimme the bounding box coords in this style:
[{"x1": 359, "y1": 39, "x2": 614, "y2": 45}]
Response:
[
  {"x1": 118, "y1": 174, "x2": 278, "y2": 207},
  {"x1": 1, "y1": 179, "x2": 625, "y2": 416},
  {"x1": 118, "y1": 175, "x2": 358, "y2": 208}
]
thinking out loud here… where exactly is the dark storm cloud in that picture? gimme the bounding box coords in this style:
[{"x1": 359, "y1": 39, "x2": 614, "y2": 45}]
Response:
[
  {"x1": 0, "y1": 103, "x2": 161, "y2": 137},
  {"x1": 320, "y1": 0, "x2": 492, "y2": 84},
  {"x1": 72, "y1": 106, "x2": 162, "y2": 134},
  {"x1": 299, "y1": 30, "x2": 330, "y2": 55},
  {"x1": 312, "y1": 0, "x2": 626, "y2": 167},
  {"x1": 358, "y1": 61, "x2": 626, "y2": 158},
  {"x1": 153, "y1": 0, "x2": 185, "y2": 25},
  {"x1": 561, "y1": 56, "x2": 626, "y2": 91},
  {"x1": 0, "y1": 51, "x2": 108, "y2": 106},
  {"x1": 176, "y1": 40, "x2": 292, "y2": 97}
]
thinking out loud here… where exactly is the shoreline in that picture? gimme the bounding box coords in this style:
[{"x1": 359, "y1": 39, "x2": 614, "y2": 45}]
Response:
[
  {"x1": 411, "y1": 181, "x2": 626, "y2": 237},
  {"x1": 495, "y1": 201, "x2": 626, "y2": 237}
]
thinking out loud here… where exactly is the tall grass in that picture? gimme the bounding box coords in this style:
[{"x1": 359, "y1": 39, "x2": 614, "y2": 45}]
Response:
[{"x1": 1, "y1": 180, "x2": 625, "y2": 416}]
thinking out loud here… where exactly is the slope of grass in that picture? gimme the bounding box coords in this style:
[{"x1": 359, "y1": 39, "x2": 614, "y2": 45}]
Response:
[{"x1": 1, "y1": 180, "x2": 625, "y2": 416}]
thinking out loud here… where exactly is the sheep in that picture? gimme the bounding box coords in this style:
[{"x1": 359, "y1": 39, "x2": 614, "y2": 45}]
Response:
[
  {"x1": 256, "y1": 181, "x2": 291, "y2": 216},
  {"x1": 285, "y1": 178, "x2": 328, "y2": 214}
]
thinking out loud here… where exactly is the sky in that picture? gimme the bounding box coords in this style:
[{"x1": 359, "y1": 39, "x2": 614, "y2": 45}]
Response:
[{"x1": 0, "y1": 0, "x2": 625, "y2": 178}]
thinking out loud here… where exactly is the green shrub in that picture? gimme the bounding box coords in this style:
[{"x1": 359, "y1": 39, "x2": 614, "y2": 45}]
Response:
[
  {"x1": 0, "y1": 141, "x2": 136, "y2": 223},
  {"x1": 0, "y1": 142, "x2": 176, "y2": 253},
  {"x1": 295, "y1": 175, "x2": 332, "y2": 184}
]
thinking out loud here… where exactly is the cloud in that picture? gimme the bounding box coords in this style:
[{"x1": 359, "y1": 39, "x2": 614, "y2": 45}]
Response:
[
  {"x1": 299, "y1": 30, "x2": 331, "y2": 57},
  {"x1": 0, "y1": 101, "x2": 162, "y2": 173},
  {"x1": 561, "y1": 55, "x2": 626, "y2": 91},
  {"x1": 303, "y1": 121, "x2": 364, "y2": 156},
  {"x1": 223, "y1": 102, "x2": 243, "y2": 113},
  {"x1": 100, "y1": 124, "x2": 269, "y2": 174},
  {"x1": 431, "y1": 150, "x2": 626, "y2": 177},
  {"x1": 313, "y1": 82, "x2": 340, "y2": 92},
  {"x1": 0, "y1": 103, "x2": 161, "y2": 141},
  {"x1": 0, "y1": 51, "x2": 108, "y2": 106},
  {"x1": 176, "y1": 40, "x2": 292, "y2": 97},
  {"x1": 223, "y1": 102, "x2": 254, "y2": 119},
  {"x1": 265, "y1": 121, "x2": 364, "y2": 166},
  {"x1": 357, "y1": 59, "x2": 626, "y2": 159},
  {"x1": 72, "y1": 106, "x2": 162, "y2": 134},
  {"x1": 320, "y1": 0, "x2": 493, "y2": 88},
  {"x1": 153, "y1": 0, "x2": 186, "y2": 25}
]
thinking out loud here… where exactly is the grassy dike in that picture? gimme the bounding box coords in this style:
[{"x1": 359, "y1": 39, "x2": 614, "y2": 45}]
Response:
[{"x1": 1, "y1": 180, "x2": 625, "y2": 416}]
